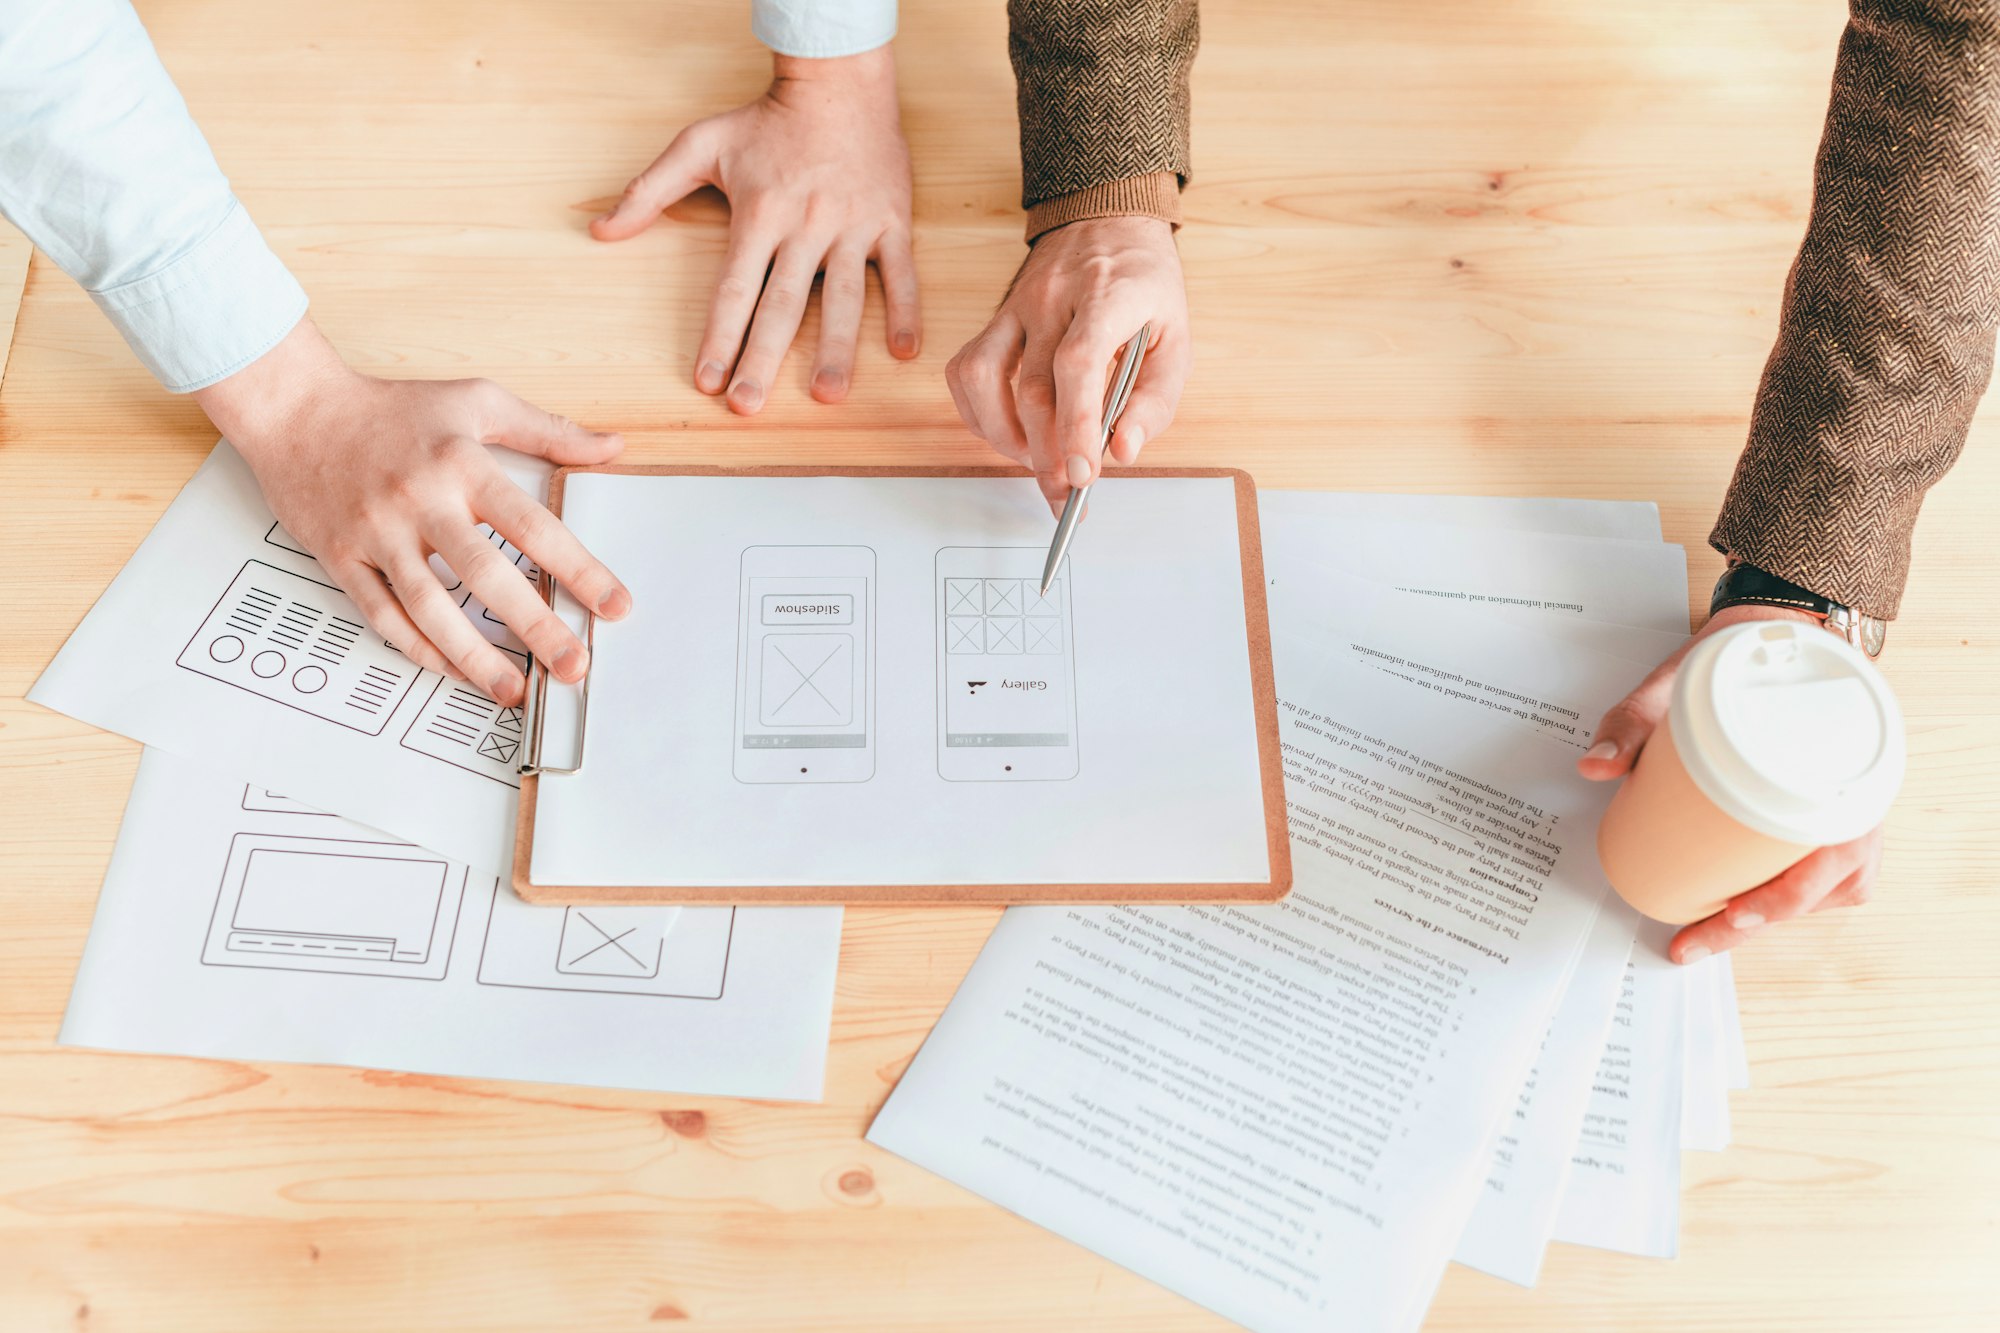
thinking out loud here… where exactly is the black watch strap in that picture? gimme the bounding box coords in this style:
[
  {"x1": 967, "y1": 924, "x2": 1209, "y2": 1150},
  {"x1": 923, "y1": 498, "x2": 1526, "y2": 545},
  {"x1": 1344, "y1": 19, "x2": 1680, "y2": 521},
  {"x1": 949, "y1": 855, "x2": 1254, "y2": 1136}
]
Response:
[{"x1": 1710, "y1": 561, "x2": 1887, "y2": 657}]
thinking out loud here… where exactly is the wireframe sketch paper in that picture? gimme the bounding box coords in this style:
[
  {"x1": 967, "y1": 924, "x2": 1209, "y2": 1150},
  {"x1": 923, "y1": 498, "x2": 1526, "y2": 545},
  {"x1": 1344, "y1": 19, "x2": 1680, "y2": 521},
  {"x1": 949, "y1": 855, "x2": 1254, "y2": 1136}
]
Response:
[
  {"x1": 60, "y1": 748, "x2": 844, "y2": 1101},
  {"x1": 868, "y1": 644, "x2": 1616, "y2": 1333},
  {"x1": 525, "y1": 472, "x2": 1275, "y2": 894},
  {"x1": 30, "y1": 442, "x2": 547, "y2": 875}
]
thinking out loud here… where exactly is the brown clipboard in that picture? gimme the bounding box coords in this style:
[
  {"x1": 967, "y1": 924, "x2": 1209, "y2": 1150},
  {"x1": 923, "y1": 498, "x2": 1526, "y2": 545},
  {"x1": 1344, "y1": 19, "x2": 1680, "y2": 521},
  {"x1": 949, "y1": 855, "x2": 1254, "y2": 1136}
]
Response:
[{"x1": 512, "y1": 465, "x2": 1292, "y2": 907}]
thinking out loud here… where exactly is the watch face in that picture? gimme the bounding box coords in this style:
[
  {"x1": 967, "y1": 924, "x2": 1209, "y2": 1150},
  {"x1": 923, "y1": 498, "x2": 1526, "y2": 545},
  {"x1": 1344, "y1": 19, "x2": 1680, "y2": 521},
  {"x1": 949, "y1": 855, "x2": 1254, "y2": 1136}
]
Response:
[{"x1": 1860, "y1": 616, "x2": 1888, "y2": 658}]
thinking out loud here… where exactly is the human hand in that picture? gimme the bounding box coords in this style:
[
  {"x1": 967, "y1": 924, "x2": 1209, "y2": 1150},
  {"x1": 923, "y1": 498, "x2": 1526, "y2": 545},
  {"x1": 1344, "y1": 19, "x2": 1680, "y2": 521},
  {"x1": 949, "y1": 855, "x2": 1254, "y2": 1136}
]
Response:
[
  {"x1": 1578, "y1": 602, "x2": 1886, "y2": 963},
  {"x1": 194, "y1": 319, "x2": 631, "y2": 707},
  {"x1": 591, "y1": 45, "x2": 918, "y2": 412},
  {"x1": 946, "y1": 214, "x2": 1189, "y2": 514}
]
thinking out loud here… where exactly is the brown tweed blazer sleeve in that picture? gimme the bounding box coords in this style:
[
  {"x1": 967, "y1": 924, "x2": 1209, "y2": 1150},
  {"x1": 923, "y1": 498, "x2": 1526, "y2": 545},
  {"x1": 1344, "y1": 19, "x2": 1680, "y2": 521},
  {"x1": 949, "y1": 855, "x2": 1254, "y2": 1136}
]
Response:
[
  {"x1": 1711, "y1": 0, "x2": 2000, "y2": 619},
  {"x1": 1008, "y1": 0, "x2": 1198, "y2": 224}
]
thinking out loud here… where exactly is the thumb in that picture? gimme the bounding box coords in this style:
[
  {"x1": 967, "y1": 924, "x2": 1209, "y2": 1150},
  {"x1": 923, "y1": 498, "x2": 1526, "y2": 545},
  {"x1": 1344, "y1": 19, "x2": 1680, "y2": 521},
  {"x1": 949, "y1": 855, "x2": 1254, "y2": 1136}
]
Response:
[
  {"x1": 482, "y1": 387, "x2": 625, "y2": 466},
  {"x1": 1105, "y1": 331, "x2": 1188, "y2": 465},
  {"x1": 1578, "y1": 660, "x2": 1678, "y2": 780},
  {"x1": 589, "y1": 126, "x2": 714, "y2": 242}
]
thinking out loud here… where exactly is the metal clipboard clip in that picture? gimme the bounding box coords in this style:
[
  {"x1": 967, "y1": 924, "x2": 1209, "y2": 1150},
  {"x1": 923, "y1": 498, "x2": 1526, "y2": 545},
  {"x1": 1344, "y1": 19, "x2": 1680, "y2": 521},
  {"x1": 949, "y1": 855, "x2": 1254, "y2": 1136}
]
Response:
[{"x1": 520, "y1": 587, "x2": 594, "y2": 778}]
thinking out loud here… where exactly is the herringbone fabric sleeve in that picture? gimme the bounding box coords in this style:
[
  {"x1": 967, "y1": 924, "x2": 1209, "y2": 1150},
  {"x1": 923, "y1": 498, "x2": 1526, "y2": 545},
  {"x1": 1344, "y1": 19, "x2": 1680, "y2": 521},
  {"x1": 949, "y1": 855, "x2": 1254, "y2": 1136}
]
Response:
[
  {"x1": 1711, "y1": 0, "x2": 2000, "y2": 619},
  {"x1": 1008, "y1": 0, "x2": 1198, "y2": 211}
]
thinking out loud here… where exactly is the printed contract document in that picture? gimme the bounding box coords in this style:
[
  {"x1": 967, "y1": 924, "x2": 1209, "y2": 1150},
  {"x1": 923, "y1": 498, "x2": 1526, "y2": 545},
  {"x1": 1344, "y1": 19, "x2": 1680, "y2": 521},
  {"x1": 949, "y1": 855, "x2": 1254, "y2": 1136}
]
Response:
[{"x1": 869, "y1": 645, "x2": 1618, "y2": 1331}]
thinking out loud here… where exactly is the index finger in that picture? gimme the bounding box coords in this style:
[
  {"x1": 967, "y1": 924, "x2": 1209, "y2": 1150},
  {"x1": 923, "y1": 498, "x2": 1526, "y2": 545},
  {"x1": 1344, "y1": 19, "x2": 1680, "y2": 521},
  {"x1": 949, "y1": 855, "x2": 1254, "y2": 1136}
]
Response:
[
  {"x1": 431, "y1": 520, "x2": 589, "y2": 685},
  {"x1": 476, "y1": 476, "x2": 631, "y2": 621}
]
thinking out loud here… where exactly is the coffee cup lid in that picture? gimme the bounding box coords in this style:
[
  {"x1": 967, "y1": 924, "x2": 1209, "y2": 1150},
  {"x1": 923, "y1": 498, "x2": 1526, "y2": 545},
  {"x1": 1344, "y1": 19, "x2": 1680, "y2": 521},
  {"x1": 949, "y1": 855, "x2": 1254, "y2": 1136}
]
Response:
[{"x1": 1669, "y1": 620, "x2": 1905, "y2": 847}]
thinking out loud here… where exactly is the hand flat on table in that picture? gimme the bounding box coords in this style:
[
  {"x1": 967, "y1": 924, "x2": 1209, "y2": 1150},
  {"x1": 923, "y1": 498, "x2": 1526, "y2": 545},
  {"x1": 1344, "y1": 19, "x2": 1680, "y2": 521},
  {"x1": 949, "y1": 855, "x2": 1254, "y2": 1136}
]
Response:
[
  {"x1": 592, "y1": 45, "x2": 919, "y2": 413},
  {"x1": 195, "y1": 319, "x2": 632, "y2": 708}
]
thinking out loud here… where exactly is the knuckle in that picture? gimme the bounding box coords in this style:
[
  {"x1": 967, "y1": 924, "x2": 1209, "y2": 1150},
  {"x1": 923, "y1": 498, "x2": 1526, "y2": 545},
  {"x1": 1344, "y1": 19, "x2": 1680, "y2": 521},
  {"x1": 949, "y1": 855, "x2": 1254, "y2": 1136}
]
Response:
[
  {"x1": 510, "y1": 506, "x2": 559, "y2": 551},
  {"x1": 380, "y1": 470, "x2": 428, "y2": 508},
  {"x1": 1052, "y1": 344, "x2": 1097, "y2": 378},
  {"x1": 1599, "y1": 699, "x2": 1653, "y2": 734},
  {"x1": 715, "y1": 273, "x2": 758, "y2": 304},
  {"x1": 567, "y1": 560, "x2": 616, "y2": 603},
  {"x1": 396, "y1": 580, "x2": 449, "y2": 618},
  {"x1": 762, "y1": 283, "x2": 804, "y2": 312},
  {"x1": 952, "y1": 355, "x2": 993, "y2": 394},
  {"x1": 465, "y1": 544, "x2": 513, "y2": 588},
  {"x1": 519, "y1": 612, "x2": 575, "y2": 656},
  {"x1": 1017, "y1": 372, "x2": 1057, "y2": 410}
]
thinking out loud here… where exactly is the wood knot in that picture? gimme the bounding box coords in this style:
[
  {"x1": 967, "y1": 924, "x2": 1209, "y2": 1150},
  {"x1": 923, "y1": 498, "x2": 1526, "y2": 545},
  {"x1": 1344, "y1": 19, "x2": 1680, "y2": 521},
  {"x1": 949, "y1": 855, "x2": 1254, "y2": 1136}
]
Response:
[
  {"x1": 660, "y1": 1109, "x2": 706, "y2": 1138},
  {"x1": 838, "y1": 1168, "x2": 874, "y2": 1197},
  {"x1": 649, "y1": 1303, "x2": 689, "y2": 1321}
]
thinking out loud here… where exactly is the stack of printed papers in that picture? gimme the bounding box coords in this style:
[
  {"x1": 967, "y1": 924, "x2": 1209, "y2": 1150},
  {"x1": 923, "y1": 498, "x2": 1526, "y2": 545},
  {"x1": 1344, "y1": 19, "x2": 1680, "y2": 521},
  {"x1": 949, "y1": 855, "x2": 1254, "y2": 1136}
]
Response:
[{"x1": 866, "y1": 489, "x2": 1746, "y2": 1327}]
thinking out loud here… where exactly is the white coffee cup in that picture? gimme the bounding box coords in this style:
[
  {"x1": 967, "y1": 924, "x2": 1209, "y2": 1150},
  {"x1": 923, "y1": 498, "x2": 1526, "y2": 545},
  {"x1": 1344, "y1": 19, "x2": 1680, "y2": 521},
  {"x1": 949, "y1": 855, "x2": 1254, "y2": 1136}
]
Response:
[{"x1": 1598, "y1": 619, "x2": 1905, "y2": 924}]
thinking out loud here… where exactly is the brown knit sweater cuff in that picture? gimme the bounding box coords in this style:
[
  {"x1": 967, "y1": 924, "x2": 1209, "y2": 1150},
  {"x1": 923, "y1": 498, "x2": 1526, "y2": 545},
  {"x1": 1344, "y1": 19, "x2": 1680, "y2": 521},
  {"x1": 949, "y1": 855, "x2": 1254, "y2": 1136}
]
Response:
[{"x1": 1025, "y1": 172, "x2": 1183, "y2": 243}]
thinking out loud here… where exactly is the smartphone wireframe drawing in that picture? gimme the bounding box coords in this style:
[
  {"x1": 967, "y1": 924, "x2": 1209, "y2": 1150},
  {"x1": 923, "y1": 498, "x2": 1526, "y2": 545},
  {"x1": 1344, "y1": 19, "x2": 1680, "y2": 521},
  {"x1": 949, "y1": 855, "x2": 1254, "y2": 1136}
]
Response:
[
  {"x1": 935, "y1": 547, "x2": 1080, "y2": 782},
  {"x1": 733, "y1": 545, "x2": 876, "y2": 783}
]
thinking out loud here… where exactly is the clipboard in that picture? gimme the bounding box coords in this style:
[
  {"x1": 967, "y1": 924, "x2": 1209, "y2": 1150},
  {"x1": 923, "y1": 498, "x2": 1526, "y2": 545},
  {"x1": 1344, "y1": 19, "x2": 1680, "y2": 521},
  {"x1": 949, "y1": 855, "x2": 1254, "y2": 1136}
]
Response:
[{"x1": 512, "y1": 465, "x2": 1291, "y2": 907}]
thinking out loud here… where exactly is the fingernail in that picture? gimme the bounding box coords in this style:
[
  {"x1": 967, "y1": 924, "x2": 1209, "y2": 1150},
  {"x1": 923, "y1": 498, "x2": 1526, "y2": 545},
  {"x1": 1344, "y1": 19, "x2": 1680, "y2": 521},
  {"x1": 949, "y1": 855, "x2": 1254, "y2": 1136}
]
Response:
[
  {"x1": 552, "y1": 647, "x2": 583, "y2": 679},
  {"x1": 1732, "y1": 912, "x2": 1765, "y2": 931},
  {"x1": 599, "y1": 587, "x2": 631, "y2": 618},
  {"x1": 1679, "y1": 945, "x2": 1711, "y2": 965},
  {"x1": 730, "y1": 379, "x2": 764, "y2": 412},
  {"x1": 893, "y1": 328, "x2": 918, "y2": 356},
  {"x1": 812, "y1": 367, "x2": 847, "y2": 399},
  {"x1": 489, "y1": 671, "x2": 517, "y2": 701},
  {"x1": 1064, "y1": 455, "x2": 1093, "y2": 488},
  {"x1": 696, "y1": 362, "x2": 726, "y2": 394},
  {"x1": 1584, "y1": 740, "x2": 1618, "y2": 762}
]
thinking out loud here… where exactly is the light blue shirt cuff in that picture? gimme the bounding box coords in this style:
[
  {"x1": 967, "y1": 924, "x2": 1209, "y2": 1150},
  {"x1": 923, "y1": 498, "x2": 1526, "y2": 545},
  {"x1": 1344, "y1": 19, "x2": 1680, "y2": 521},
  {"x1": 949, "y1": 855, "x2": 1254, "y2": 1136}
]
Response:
[
  {"x1": 751, "y1": 0, "x2": 896, "y2": 58},
  {"x1": 87, "y1": 202, "x2": 308, "y2": 393}
]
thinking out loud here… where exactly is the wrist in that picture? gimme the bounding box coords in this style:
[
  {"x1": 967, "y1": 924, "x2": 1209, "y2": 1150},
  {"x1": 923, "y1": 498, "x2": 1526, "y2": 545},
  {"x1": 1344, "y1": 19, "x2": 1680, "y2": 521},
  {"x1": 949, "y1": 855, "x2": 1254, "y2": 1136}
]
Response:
[
  {"x1": 1027, "y1": 177, "x2": 1182, "y2": 245},
  {"x1": 193, "y1": 317, "x2": 353, "y2": 455},
  {"x1": 1708, "y1": 558, "x2": 1886, "y2": 657},
  {"x1": 770, "y1": 45, "x2": 897, "y2": 106},
  {"x1": 1038, "y1": 214, "x2": 1176, "y2": 248}
]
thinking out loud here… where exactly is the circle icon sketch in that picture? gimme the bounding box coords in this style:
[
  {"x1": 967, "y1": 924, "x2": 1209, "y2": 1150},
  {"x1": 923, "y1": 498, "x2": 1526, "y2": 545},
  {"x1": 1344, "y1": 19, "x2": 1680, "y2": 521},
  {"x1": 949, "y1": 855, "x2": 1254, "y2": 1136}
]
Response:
[
  {"x1": 250, "y1": 650, "x2": 286, "y2": 679},
  {"x1": 292, "y1": 664, "x2": 328, "y2": 694},
  {"x1": 208, "y1": 634, "x2": 244, "y2": 663}
]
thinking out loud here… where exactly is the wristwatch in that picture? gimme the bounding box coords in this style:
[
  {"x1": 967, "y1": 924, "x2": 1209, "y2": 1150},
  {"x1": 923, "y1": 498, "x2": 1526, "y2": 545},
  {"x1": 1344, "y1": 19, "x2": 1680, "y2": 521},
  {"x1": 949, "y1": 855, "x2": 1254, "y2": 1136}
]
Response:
[{"x1": 1710, "y1": 559, "x2": 1887, "y2": 658}]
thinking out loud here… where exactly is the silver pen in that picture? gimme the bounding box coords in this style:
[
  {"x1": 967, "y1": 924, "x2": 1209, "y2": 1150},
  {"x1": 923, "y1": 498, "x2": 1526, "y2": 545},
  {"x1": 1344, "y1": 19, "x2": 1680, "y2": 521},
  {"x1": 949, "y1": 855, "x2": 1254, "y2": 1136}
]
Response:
[{"x1": 1039, "y1": 323, "x2": 1151, "y2": 597}]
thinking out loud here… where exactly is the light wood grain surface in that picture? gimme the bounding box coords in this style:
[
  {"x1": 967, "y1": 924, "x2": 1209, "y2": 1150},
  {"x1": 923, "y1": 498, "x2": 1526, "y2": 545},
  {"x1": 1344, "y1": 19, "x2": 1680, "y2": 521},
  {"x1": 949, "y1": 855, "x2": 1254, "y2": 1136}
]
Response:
[
  {"x1": 3, "y1": 1, "x2": 1997, "y2": 1329},
  {"x1": 0, "y1": 221, "x2": 27, "y2": 389}
]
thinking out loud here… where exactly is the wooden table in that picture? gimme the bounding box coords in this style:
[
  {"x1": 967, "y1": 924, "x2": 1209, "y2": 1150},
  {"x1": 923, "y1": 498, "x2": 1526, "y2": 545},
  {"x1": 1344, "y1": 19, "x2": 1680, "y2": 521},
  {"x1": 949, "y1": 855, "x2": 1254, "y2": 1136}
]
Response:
[{"x1": 3, "y1": 2, "x2": 1996, "y2": 1328}]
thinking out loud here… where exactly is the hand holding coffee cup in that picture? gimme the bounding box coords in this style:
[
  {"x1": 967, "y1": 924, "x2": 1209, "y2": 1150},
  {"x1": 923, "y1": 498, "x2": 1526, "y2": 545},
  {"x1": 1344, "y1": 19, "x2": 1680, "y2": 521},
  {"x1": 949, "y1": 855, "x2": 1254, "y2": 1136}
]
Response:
[{"x1": 1579, "y1": 605, "x2": 1904, "y2": 965}]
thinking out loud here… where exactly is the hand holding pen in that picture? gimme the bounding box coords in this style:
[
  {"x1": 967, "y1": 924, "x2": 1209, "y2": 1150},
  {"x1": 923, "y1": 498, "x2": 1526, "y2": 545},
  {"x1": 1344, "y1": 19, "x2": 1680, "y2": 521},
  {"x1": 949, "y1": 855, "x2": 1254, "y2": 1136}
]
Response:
[
  {"x1": 945, "y1": 216, "x2": 1192, "y2": 513},
  {"x1": 1041, "y1": 325, "x2": 1150, "y2": 593}
]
